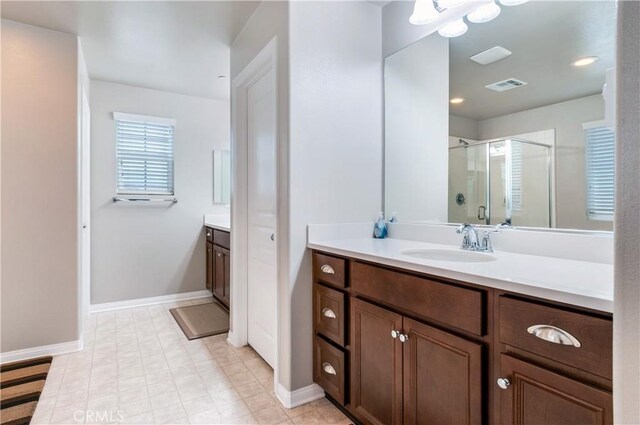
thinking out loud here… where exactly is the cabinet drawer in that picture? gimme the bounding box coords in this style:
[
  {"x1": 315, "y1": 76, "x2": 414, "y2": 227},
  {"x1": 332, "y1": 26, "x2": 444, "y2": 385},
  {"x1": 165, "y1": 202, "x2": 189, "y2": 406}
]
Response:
[
  {"x1": 314, "y1": 336, "x2": 345, "y2": 404},
  {"x1": 499, "y1": 296, "x2": 612, "y2": 380},
  {"x1": 313, "y1": 253, "x2": 347, "y2": 288},
  {"x1": 351, "y1": 262, "x2": 485, "y2": 336},
  {"x1": 213, "y1": 229, "x2": 230, "y2": 249},
  {"x1": 205, "y1": 227, "x2": 214, "y2": 243},
  {"x1": 314, "y1": 284, "x2": 346, "y2": 346}
]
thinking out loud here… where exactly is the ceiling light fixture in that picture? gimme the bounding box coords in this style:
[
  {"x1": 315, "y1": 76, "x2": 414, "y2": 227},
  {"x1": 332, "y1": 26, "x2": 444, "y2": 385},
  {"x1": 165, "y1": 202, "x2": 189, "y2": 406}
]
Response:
[
  {"x1": 410, "y1": 0, "x2": 440, "y2": 25},
  {"x1": 438, "y1": 18, "x2": 468, "y2": 37},
  {"x1": 437, "y1": 0, "x2": 467, "y2": 9},
  {"x1": 571, "y1": 56, "x2": 599, "y2": 67},
  {"x1": 467, "y1": 1, "x2": 501, "y2": 23},
  {"x1": 499, "y1": 0, "x2": 529, "y2": 6},
  {"x1": 450, "y1": 97, "x2": 465, "y2": 104}
]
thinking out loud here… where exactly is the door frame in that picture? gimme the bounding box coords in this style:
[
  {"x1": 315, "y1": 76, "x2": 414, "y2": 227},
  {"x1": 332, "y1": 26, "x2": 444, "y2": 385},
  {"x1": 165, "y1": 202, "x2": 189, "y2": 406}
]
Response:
[{"x1": 230, "y1": 37, "x2": 279, "y2": 369}]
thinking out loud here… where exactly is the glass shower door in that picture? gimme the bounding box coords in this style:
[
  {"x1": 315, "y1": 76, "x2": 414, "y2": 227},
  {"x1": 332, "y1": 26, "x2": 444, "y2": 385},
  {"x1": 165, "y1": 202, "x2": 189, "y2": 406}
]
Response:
[{"x1": 448, "y1": 144, "x2": 488, "y2": 224}]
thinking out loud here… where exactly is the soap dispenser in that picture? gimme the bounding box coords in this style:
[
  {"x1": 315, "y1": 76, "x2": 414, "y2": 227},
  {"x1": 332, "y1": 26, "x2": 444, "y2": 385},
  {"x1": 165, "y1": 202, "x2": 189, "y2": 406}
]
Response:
[{"x1": 373, "y1": 212, "x2": 388, "y2": 239}]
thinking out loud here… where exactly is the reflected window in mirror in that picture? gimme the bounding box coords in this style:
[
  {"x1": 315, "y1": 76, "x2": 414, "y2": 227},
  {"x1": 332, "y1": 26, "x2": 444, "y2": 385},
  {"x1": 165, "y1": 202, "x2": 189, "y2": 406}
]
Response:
[{"x1": 213, "y1": 149, "x2": 231, "y2": 205}]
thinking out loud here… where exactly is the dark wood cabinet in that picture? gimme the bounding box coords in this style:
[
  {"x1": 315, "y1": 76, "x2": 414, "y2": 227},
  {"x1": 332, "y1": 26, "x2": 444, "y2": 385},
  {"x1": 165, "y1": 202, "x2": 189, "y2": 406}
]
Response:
[
  {"x1": 311, "y1": 250, "x2": 613, "y2": 425},
  {"x1": 206, "y1": 241, "x2": 213, "y2": 292},
  {"x1": 205, "y1": 227, "x2": 230, "y2": 309},
  {"x1": 403, "y1": 317, "x2": 482, "y2": 425},
  {"x1": 498, "y1": 354, "x2": 612, "y2": 425},
  {"x1": 351, "y1": 298, "x2": 403, "y2": 425}
]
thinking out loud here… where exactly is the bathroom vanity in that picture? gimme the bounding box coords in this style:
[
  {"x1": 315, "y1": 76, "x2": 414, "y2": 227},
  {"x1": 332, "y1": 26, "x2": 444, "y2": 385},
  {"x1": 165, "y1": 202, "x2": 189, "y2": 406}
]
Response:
[
  {"x1": 204, "y1": 216, "x2": 231, "y2": 308},
  {"x1": 310, "y1": 236, "x2": 613, "y2": 425}
]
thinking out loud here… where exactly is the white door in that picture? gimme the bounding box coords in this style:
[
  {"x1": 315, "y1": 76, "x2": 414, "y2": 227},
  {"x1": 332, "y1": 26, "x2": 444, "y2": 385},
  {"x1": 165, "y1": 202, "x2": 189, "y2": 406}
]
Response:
[
  {"x1": 247, "y1": 68, "x2": 277, "y2": 368},
  {"x1": 80, "y1": 90, "x2": 91, "y2": 318}
]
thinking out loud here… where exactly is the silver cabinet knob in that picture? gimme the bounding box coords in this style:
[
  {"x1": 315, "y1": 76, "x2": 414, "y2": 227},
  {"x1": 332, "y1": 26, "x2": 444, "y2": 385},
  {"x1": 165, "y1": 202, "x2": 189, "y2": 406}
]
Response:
[
  {"x1": 399, "y1": 333, "x2": 409, "y2": 343},
  {"x1": 320, "y1": 264, "x2": 335, "y2": 275},
  {"x1": 322, "y1": 362, "x2": 337, "y2": 375},
  {"x1": 497, "y1": 377, "x2": 511, "y2": 390},
  {"x1": 391, "y1": 330, "x2": 399, "y2": 339},
  {"x1": 206, "y1": 232, "x2": 211, "y2": 237},
  {"x1": 217, "y1": 253, "x2": 222, "y2": 257},
  {"x1": 321, "y1": 308, "x2": 337, "y2": 319}
]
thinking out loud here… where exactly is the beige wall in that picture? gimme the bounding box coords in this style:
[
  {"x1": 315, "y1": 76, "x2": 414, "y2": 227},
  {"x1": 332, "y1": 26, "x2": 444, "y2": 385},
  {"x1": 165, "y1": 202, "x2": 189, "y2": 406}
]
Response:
[
  {"x1": 479, "y1": 94, "x2": 612, "y2": 231},
  {"x1": 1, "y1": 20, "x2": 80, "y2": 352},
  {"x1": 89, "y1": 80, "x2": 229, "y2": 304},
  {"x1": 614, "y1": 2, "x2": 640, "y2": 423}
]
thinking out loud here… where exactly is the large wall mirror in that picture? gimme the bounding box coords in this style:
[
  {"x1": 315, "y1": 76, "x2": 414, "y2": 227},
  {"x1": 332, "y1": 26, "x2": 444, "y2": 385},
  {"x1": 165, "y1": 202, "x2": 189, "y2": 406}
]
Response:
[{"x1": 384, "y1": 1, "x2": 616, "y2": 231}]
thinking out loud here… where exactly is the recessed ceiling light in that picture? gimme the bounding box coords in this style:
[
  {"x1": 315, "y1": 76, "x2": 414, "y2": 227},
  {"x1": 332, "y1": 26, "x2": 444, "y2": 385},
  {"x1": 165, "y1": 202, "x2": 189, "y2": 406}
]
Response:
[
  {"x1": 450, "y1": 97, "x2": 465, "y2": 104},
  {"x1": 571, "y1": 56, "x2": 599, "y2": 67}
]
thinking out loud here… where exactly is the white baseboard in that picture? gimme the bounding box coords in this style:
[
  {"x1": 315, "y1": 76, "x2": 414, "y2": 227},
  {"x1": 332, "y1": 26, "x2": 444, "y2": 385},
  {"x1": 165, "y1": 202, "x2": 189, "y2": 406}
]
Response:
[
  {"x1": 276, "y1": 383, "x2": 325, "y2": 409},
  {"x1": 0, "y1": 338, "x2": 84, "y2": 364},
  {"x1": 90, "y1": 290, "x2": 212, "y2": 313}
]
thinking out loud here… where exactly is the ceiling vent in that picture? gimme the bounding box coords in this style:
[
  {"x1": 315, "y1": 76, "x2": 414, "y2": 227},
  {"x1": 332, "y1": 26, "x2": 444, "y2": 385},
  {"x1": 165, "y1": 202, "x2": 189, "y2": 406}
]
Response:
[
  {"x1": 470, "y1": 46, "x2": 512, "y2": 65},
  {"x1": 485, "y1": 78, "x2": 528, "y2": 92}
]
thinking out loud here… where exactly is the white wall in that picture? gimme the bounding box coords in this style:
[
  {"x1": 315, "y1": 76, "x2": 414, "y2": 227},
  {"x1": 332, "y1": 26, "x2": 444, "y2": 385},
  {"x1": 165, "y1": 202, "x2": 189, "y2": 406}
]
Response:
[
  {"x1": 90, "y1": 80, "x2": 229, "y2": 304},
  {"x1": 479, "y1": 94, "x2": 610, "y2": 231},
  {"x1": 614, "y1": 2, "x2": 640, "y2": 423},
  {"x1": 288, "y1": 0, "x2": 383, "y2": 390},
  {"x1": 385, "y1": 34, "x2": 449, "y2": 222},
  {"x1": 1, "y1": 20, "x2": 80, "y2": 352},
  {"x1": 450, "y1": 115, "x2": 480, "y2": 141}
]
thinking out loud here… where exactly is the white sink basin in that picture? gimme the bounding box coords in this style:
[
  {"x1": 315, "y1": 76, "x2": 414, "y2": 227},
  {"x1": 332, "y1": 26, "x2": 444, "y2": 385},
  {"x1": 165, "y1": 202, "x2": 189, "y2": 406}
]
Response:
[{"x1": 401, "y1": 248, "x2": 497, "y2": 263}]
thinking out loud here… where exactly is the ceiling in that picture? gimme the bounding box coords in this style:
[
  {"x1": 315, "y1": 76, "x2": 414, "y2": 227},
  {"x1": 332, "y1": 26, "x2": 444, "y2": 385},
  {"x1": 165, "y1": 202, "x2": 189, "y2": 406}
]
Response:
[
  {"x1": 1, "y1": 1, "x2": 260, "y2": 100},
  {"x1": 449, "y1": 1, "x2": 616, "y2": 121}
]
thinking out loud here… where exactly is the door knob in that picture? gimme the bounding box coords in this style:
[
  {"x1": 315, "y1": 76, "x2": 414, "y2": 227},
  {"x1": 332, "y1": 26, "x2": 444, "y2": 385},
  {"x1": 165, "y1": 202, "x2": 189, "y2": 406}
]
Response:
[{"x1": 497, "y1": 377, "x2": 511, "y2": 390}]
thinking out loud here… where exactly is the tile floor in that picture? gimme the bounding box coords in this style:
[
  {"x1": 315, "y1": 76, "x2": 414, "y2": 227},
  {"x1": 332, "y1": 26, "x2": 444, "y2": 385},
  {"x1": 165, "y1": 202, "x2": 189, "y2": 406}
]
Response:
[{"x1": 31, "y1": 299, "x2": 352, "y2": 425}]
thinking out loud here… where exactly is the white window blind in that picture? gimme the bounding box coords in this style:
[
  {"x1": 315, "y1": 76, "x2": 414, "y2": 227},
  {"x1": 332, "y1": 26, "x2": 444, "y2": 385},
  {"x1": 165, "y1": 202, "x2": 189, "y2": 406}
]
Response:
[
  {"x1": 114, "y1": 113, "x2": 175, "y2": 195},
  {"x1": 584, "y1": 122, "x2": 615, "y2": 221},
  {"x1": 510, "y1": 141, "x2": 523, "y2": 213}
]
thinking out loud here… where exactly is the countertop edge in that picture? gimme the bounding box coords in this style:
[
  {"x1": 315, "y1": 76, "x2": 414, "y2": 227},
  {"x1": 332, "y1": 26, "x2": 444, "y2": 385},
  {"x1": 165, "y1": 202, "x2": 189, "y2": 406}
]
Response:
[
  {"x1": 204, "y1": 223, "x2": 231, "y2": 232},
  {"x1": 308, "y1": 242, "x2": 613, "y2": 314}
]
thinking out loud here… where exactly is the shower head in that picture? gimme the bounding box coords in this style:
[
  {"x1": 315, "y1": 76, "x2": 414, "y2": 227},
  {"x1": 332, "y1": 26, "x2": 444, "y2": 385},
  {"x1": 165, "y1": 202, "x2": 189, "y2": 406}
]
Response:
[{"x1": 459, "y1": 139, "x2": 470, "y2": 146}]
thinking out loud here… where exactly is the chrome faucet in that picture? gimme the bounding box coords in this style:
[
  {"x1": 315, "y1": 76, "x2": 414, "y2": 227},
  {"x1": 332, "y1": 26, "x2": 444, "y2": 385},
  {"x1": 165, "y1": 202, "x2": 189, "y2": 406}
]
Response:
[
  {"x1": 456, "y1": 224, "x2": 481, "y2": 251},
  {"x1": 457, "y1": 222, "x2": 513, "y2": 252}
]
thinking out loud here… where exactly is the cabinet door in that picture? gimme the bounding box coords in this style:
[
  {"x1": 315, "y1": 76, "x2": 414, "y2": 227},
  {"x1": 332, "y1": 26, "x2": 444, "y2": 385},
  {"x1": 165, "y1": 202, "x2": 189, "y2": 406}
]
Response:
[
  {"x1": 351, "y1": 298, "x2": 403, "y2": 425},
  {"x1": 499, "y1": 354, "x2": 612, "y2": 425},
  {"x1": 213, "y1": 245, "x2": 226, "y2": 303},
  {"x1": 222, "y1": 248, "x2": 230, "y2": 306},
  {"x1": 402, "y1": 317, "x2": 483, "y2": 425},
  {"x1": 206, "y1": 242, "x2": 213, "y2": 292}
]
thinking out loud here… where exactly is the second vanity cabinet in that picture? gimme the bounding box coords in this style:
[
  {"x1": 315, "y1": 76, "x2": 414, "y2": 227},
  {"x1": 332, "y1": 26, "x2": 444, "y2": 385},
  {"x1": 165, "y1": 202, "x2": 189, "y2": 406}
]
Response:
[
  {"x1": 205, "y1": 227, "x2": 231, "y2": 308},
  {"x1": 312, "y1": 250, "x2": 613, "y2": 425}
]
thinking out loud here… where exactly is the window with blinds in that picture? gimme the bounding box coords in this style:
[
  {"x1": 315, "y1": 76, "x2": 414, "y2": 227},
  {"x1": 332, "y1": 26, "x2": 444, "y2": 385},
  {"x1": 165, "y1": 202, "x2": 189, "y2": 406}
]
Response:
[
  {"x1": 114, "y1": 112, "x2": 175, "y2": 195},
  {"x1": 584, "y1": 122, "x2": 615, "y2": 221}
]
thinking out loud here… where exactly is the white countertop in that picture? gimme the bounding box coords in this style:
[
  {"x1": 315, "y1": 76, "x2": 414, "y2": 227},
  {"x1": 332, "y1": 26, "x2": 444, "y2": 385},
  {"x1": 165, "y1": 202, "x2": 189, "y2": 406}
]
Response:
[
  {"x1": 308, "y1": 237, "x2": 613, "y2": 313},
  {"x1": 204, "y1": 214, "x2": 230, "y2": 232}
]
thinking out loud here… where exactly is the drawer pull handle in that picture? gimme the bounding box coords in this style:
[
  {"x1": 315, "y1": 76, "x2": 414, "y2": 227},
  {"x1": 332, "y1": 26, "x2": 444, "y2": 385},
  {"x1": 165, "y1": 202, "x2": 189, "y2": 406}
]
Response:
[
  {"x1": 322, "y1": 362, "x2": 337, "y2": 375},
  {"x1": 320, "y1": 264, "x2": 335, "y2": 275},
  {"x1": 322, "y1": 308, "x2": 337, "y2": 319},
  {"x1": 527, "y1": 325, "x2": 581, "y2": 348}
]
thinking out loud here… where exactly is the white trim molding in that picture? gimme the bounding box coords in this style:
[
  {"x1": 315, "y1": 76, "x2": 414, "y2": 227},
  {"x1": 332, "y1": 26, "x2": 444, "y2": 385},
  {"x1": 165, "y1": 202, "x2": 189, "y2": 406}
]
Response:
[
  {"x1": 275, "y1": 383, "x2": 325, "y2": 409},
  {"x1": 112, "y1": 112, "x2": 176, "y2": 127},
  {"x1": 90, "y1": 290, "x2": 211, "y2": 313},
  {"x1": 0, "y1": 339, "x2": 84, "y2": 364}
]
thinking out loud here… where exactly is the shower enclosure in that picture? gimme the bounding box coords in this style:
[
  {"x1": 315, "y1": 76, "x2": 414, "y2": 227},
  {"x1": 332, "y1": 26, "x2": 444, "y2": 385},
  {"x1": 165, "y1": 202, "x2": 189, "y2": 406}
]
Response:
[{"x1": 448, "y1": 138, "x2": 552, "y2": 228}]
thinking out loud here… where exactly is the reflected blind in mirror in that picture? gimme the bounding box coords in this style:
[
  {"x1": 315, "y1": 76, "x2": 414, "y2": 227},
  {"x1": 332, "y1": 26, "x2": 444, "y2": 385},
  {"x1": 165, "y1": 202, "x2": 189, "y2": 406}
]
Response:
[
  {"x1": 585, "y1": 124, "x2": 614, "y2": 221},
  {"x1": 114, "y1": 113, "x2": 175, "y2": 195}
]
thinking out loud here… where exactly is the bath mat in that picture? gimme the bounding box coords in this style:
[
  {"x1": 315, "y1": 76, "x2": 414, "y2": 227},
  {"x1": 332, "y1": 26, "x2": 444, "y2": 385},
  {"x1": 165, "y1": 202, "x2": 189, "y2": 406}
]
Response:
[
  {"x1": 0, "y1": 356, "x2": 52, "y2": 425},
  {"x1": 170, "y1": 301, "x2": 230, "y2": 340}
]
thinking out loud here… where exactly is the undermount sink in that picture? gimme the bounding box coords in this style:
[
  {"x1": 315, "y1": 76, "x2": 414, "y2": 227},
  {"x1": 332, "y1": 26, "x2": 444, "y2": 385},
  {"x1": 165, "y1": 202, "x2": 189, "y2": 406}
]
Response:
[{"x1": 401, "y1": 248, "x2": 497, "y2": 263}]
